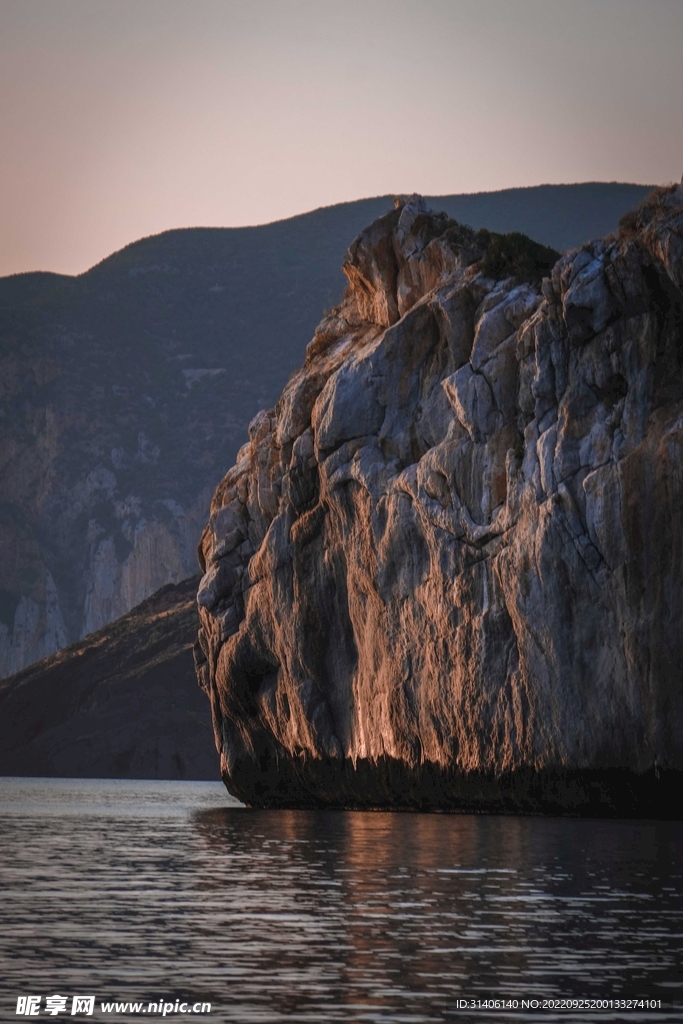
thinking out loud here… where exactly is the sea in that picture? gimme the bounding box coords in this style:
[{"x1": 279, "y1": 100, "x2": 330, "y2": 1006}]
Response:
[{"x1": 0, "y1": 778, "x2": 681, "y2": 1024}]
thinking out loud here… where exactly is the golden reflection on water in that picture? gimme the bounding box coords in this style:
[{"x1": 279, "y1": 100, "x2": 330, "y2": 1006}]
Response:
[
  {"x1": 193, "y1": 805, "x2": 683, "y2": 1020},
  {"x1": 1, "y1": 780, "x2": 682, "y2": 1023}
]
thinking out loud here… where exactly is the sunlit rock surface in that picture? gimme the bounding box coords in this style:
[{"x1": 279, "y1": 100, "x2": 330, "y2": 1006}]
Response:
[
  {"x1": 196, "y1": 188, "x2": 683, "y2": 814},
  {"x1": 0, "y1": 184, "x2": 652, "y2": 679}
]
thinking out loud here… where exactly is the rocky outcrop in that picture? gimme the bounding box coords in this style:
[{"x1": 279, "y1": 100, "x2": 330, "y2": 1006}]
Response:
[
  {"x1": 196, "y1": 186, "x2": 683, "y2": 815},
  {"x1": 0, "y1": 184, "x2": 651, "y2": 679},
  {"x1": 0, "y1": 576, "x2": 216, "y2": 779}
]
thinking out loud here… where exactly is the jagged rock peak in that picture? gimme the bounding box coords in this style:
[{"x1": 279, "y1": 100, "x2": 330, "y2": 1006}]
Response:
[{"x1": 195, "y1": 185, "x2": 683, "y2": 814}]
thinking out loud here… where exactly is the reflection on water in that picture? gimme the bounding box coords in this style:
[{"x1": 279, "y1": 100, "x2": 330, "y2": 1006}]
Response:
[{"x1": 0, "y1": 778, "x2": 681, "y2": 1022}]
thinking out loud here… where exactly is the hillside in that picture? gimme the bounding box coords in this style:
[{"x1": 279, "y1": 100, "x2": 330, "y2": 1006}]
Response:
[
  {"x1": 0, "y1": 183, "x2": 652, "y2": 678},
  {"x1": 0, "y1": 576, "x2": 216, "y2": 779}
]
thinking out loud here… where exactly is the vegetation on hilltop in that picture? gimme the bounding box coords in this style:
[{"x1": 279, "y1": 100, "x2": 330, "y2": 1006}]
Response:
[{"x1": 476, "y1": 229, "x2": 560, "y2": 284}]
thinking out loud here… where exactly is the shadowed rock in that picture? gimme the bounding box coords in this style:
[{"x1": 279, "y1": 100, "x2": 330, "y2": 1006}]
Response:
[
  {"x1": 0, "y1": 576, "x2": 216, "y2": 779},
  {"x1": 196, "y1": 187, "x2": 683, "y2": 815}
]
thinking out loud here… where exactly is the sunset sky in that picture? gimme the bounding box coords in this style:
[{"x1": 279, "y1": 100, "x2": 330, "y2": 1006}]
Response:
[{"x1": 1, "y1": 0, "x2": 682, "y2": 277}]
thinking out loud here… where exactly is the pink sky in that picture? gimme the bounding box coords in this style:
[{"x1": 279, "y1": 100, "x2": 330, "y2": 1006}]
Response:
[{"x1": 1, "y1": 0, "x2": 682, "y2": 277}]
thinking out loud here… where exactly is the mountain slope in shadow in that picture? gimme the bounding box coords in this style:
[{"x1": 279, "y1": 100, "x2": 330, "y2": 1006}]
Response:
[{"x1": 0, "y1": 576, "x2": 217, "y2": 780}]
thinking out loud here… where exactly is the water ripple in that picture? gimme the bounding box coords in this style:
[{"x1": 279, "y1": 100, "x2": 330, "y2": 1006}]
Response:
[{"x1": 0, "y1": 778, "x2": 681, "y2": 1022}]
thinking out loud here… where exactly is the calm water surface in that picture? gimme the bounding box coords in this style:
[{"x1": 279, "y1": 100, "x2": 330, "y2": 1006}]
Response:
[{"x1": 0, "y1": 778, "x2": 682, "y2": 1023}]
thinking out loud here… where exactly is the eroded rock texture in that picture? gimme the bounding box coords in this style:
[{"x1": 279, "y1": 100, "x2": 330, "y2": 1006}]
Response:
[
  {"x1": 0, "y1": 185, "x2": 652, "y2": 678},
  {"x1": 196, "y1": 188, "x2": 683, "y2": 815}
]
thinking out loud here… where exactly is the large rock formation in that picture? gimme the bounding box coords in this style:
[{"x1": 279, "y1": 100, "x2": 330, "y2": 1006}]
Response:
[
  {"x1": 196, "y1": 185, "x2": 683, "y2": 815},
  {"x1": 0, "y1": 185, "x2": 651, "y2": 680}
]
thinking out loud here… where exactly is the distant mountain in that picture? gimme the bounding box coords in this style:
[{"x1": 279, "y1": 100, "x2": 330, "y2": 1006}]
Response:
[
  {"x1": 0, "y1": 576, "x2": 216, "y2": 779},
  {"x1": 0, "y1": 183, "x2": 652, "y2": 677}
]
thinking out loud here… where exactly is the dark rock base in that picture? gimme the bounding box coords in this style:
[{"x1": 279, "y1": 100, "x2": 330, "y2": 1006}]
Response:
[{"x1": 225, "y1": 754, "x2": 683, "y2": 818}]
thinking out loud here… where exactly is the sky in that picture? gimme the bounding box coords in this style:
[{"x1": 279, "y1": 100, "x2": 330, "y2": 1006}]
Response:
[{"x1": 1, "y1": 0, "x2": 682, "y2": 277}]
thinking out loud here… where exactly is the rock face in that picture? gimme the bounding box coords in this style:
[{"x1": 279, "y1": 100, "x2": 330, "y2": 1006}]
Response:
[
  {"x1": 196, "y1": 187, "x2": 683, "y2": 815},
  {"x1": 0, "y1": 184, "x2": 651, "y2": 680},
  {"x1": 0, "y1": 576, "x2": 216, "y2": 779}
]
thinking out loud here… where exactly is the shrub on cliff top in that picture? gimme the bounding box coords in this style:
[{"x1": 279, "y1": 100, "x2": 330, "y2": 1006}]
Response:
[
  {"x1": 476, "y1": 229, "x2": 560, "y2": 284},
  {"x1": 618, "y1": 183, "x2": 681, "y2": 241}
]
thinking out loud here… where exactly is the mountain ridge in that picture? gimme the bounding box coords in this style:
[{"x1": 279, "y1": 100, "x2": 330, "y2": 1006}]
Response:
[{"x1": 3, "y1": 182, "x2": 652, "y2": 287}]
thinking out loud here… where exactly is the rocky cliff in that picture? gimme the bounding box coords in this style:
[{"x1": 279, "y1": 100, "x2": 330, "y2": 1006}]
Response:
[
  {"x1": 196, "y1": 186, "x2": 683, "y2": 815},
  {"x1": 0, "y1": 185, "x2": 651, "y2": 679}
]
